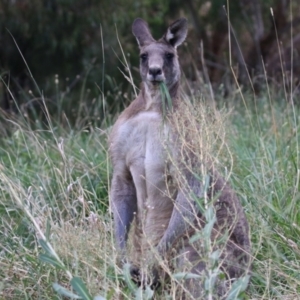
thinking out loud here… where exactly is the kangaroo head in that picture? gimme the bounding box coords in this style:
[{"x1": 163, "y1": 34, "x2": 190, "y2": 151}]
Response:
[{"x1": 132, "y1": 18, "x2": 188, "y2": 91}]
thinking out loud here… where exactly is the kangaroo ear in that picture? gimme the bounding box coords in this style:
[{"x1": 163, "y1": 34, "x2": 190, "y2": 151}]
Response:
[
  {"x1": 164, "y1": 18, "x2": 188, "y2": 48},
  {"x1": 132, "y1": 18, "x2": 155, "y2": 47}
]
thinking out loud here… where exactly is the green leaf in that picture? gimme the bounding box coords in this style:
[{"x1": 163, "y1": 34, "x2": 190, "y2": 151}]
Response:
[
  {"x1": 190, "y1": 192, "x2": 205, "y2": 214},
  {"x1": 159, "y1": 82, "x2": 173, "y2": 120},
  {"x1": 39, "y1": 253, "x2": 65, "y2": 269},
  {"x1": 225, "y1": 275, "x2": 251, "y2": 300},
  {"x1": 204, "y1": 206, "x2": 215, "y2": 222},
  {"x1": 134, "y1": 287, "x2": 144, "y2": 300},
  {"x1": 210, "y1": 250, "x2": 220, "y2": 265},
  {"x1": 38, "y1": 238, "x2": 52, "y2": 254},
  {"x1": 172, "y1": 272, "x2": 202, "y2": 280},
  {"x1": 144, "y1": 286, "x2": 154, "y2": 299},
  {"x1": 203, "y1": 217, "x2": 216, "y2": 239},
  {"x1": 189, "y1": 232, "x2": 202, "y2": 244},
  {"x1": 161, "y1": 85, "x2": 166, "y2": 119},
  {"x1": 71, "y1": 277, "x2": 93, "y2": 300},
  {"x1": 52, "y1": 282, "x2": 82, "y2": 299},
  {"x1": 134, "y1": 286, "x2": 154, "y2": 300},
  {"x1": 203, "y1": 174, "x2": 211, "y2": 194},
  {"x1": 204, "y1": 270, "x2": 219, "y2": 292},
  {"x1": 123, "y1": 263, "x2": 138, "y2": 293}
]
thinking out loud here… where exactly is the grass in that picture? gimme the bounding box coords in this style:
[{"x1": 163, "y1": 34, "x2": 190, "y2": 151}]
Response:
[
  {"x1": 229, "y1": 96, "x2": 300, "y2": 299},
  {"x1": 0, "y1": 112, "x2": 114, "y2": 299},
  {"x1": 0, "y1": 77, "x2": 300, "y2": 299}
]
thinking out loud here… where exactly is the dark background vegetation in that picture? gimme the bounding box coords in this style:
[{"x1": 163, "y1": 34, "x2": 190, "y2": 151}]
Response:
[{"x1": 0, "y1": 0, "x2": 299, "y2": 125}]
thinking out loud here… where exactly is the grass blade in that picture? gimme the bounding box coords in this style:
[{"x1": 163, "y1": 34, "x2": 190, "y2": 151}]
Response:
[
  {"x1": 39, "y1": 253, "x2": 65, "y2": 270},
  {"x1": 71, "y1": 277, "x2": 93, "y2": 300}
]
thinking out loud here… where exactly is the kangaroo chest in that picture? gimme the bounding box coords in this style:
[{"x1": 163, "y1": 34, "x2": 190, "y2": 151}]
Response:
[{"x1": 115, "y1": 111, "x2": 174, "y2": 230}]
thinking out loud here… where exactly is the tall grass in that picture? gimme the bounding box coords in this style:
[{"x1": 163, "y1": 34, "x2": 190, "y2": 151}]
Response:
[
  {"x1": 0, "y1": 110, "x2": 113, "y2": 299},
  {"x1": 229, "y1": 94, "x2": 300, "y2": 299},
  {"x1": 0, "y1": 80, "x2": 299, "y2": 299}
]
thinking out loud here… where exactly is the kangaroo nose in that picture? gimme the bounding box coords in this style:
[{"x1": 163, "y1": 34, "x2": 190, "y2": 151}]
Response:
[{"x1": 149, "y1": 67, "x2": 162, "y2": 77}]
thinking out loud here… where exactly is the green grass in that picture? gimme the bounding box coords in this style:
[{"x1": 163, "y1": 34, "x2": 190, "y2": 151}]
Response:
[
  {"x1": 229, "y1": 97, "x2": 300, "y2": 299},
  {"x1": 0, "y1": 87, "x2": 299, "y2": 299}
]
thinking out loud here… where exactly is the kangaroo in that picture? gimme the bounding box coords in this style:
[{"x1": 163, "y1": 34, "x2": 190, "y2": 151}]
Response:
[{"x1": 109, "y1": 18, "x2": 251, "y2": 298}]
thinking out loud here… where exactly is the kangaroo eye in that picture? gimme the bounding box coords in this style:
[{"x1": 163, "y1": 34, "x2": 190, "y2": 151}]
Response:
[
  {"x1": 140, "y1": 53, "x2": 148, "y2": 61},
  {"x1": 165, "y1": 52, "x2": 174, "y2": 60}
]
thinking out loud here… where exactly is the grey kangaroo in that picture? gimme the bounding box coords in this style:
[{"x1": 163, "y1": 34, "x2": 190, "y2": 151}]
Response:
[{"x1": 109, "y1": 18, "x2": 251, "y2": 298}]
